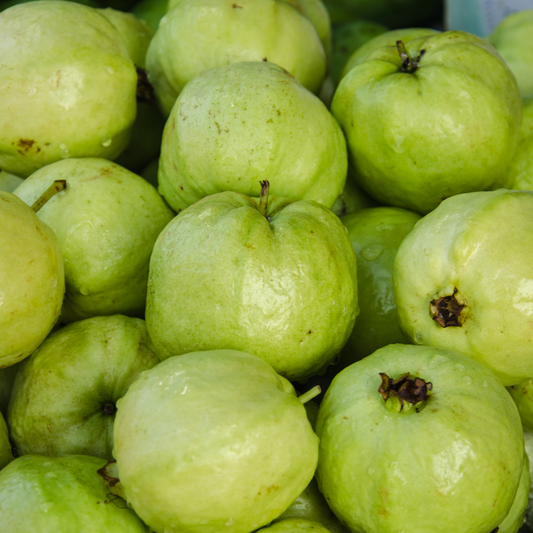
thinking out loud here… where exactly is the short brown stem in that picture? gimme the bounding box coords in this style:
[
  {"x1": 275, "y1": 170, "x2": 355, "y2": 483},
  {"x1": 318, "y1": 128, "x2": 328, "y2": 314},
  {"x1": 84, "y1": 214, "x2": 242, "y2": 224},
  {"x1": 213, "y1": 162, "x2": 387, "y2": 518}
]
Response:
[{"x1": 31, "y1": 180, "x2": 66, "y2": 213}]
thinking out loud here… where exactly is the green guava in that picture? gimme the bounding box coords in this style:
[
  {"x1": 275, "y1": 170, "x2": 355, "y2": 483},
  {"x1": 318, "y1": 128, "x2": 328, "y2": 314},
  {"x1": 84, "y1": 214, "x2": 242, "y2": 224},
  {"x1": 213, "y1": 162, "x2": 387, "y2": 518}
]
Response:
[
  {"x1": 0, "y1": 1, "x2": 138, "y2": 177},
  {"x1": 157, "y1": 62, "x2": 347, "y2": 213},
  {"x1": 0, "y1": 412, "x2": 14, "y2": 470},
  {"x1": 146, "y1": 0, "x2": 326, "y2": 115},
  {"x1": 339, "y1": 27, "x2": 439, "y2": 81},
  {"x1": 110, "y1": 349, "x2": 319, "y2": 533},
  {"x1": 0, "y1": 170, "x2": 23, "y2": 193},
  {"x1": 8, "y1": 315, "x2": 160, "y2": 460},
  {"x1": 0, "y1": 192, "x2": 64, "y2": 368},
  {"x1": 487, "y1": 10, "x2": 533, "y2": 97},
  {"x1": 276, "y1": 478, "x2": 347, "y2": 533},
  {"x1": 331, "y1": 166, "x2": 379, "y2": 218},
  {"x1": 315, "y1": 344, "x2": 524, "y2": 533},
  {"x1": 0, "y1": 364, "x2": 18, "y2": 417},
  {"x1": 0, "y1": 455, "x2": 149, "y2": 531},
  {"x1": 131, "y1": 0, "x2": 167, "y2": 31},
  {"x1": 510, "y1": 97, "x2": 533, "y2": 191},
  {"x1": 332, "y1": 31, "x2": 522, "y2": 214},
  {"x1": 339, "y1": 207, "x2": 421, "y2": 368},
  {"x1": 394, "y1": 189, "x2": 533, "y2": 386},
  {"x1": 330, "y1": 20, "x2": 388, "y2": 84},
  {"x1": 257, "y1": 518, "x2": 331, "y2": 532},
  {"x1": 14, "y1": 158, "x2": 174, "y2": 324},
  {"x1": 145, "y1": 187, "x2": 358, "y2": 381},
  {"x1": 508, "y1": 379, "x2": 533, "y2": 432}
]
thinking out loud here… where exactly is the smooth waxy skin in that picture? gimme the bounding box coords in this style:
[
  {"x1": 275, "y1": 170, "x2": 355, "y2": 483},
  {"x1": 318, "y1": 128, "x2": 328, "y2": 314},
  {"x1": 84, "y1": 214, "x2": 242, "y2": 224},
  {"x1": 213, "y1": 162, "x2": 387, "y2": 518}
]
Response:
[
  {"x1": 315, "y1": 344, "x2": 524, "y2": 533},
  {"x1": 8, "y1": 315, "x2": 160, "y2": 460},
  {"x1": 0, "y1": 1, "x2": 137, "y2": 177},
  {"x1": 14, "y1": 158, "x2": 174, "y2": 323},
  {"x1": 487, "y1": 10, "x2": 533, "y2": 97},
  {"x1": 339, "y1": 207, "x2": 421, "y2": 368},
  {"x1": 0, "y1": 455, "x2": 149, "y2": 532},
  {"x1": 510, "y1": 97, "x2": 533, "y2": 191},
  {"x1": 394, "y1": 190, "x2": 533, "y2": 386},
  {"x1": 498, "y1": 454, "x2": 530, "y2": 533},
  {"x1": 146, "y1": 0, "x2": 326, "y2": 115},
  {"x1": 113, "y1": 350, "x2": 319, "y2": 533},
  {"x1": 339, "y1": 27, "x2": 438, "y2": 81},
  {"x1": 158, "y1": 62, "x2": 347, "y2": 212},
  {"x1": 0, "y1": 192, "x2": 64, "y2": 368},
  {"x1": 0, "y1": 170, "x2": 23, "y2": 193},
  {"x1": 332, "y1": 31, "x2": 523, "y2": 214},
  {"x1": 146, "y1": 191, "x2": 358, "y2": 381}
]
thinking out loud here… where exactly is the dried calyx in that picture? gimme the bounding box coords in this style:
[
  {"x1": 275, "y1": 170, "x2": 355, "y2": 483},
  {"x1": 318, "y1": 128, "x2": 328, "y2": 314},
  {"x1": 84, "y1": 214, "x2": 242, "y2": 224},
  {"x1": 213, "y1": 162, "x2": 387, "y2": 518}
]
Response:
[
  {"x1": 379, "y1": 372, "x2": 432, "y2": 413},
  {"x1": 430, "y1": 288, "x2": 465, "y2": 327},
  {"x1": 396, "y1": 40, "x2": 426, "y2": 74},
  {"x1": 258, "y1": 180, "x2": 272, "y2": 222}
]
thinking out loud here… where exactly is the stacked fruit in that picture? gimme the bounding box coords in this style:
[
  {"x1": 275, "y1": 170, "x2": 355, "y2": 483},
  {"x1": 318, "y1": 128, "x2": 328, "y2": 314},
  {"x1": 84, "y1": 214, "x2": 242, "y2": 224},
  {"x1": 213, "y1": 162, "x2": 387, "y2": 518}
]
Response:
[{"x1": 1, "y1": 1, "x2": 533, "y2": 532}]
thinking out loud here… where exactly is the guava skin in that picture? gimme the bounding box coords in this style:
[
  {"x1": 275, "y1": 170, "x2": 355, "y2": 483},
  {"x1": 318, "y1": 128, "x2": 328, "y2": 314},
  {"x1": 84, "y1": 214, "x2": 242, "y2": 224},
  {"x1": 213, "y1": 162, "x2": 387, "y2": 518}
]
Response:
[
  {"x1": 315, "y1": 344, "x2": 524, "y2": 533},
  {"x1": 7, "y1": 315, "x2": 160, "y2": 460},
  {"x1": 339, "y1": 27, "x2": 439, "y2": 81},
  {"x1": 0, "y1": 192, "x2": 65, "y2": 368},
  {"x1": 112, "y1": 350, "x2": 319, "y2": 533},
  {"x1": 510, "y1": 97, "x2": 533, "y2": 191},
  {"x1": 332, "y1": 31, "x2": 523, "y2": 215},
  {"x1": 146, "y1": 0, "x2": 326, "y2": 115},
  {"x1": 0, "y1": 412, "x2": 14, "y2": 470},
  {"x1": 331, "y1": 166, "x2": 379, "y2": 218},
  {"x1": 508, "y1": 380, "x2": 533, "y2": 432},
  {"x1": 158, "y1": 62, "x2": 347, "y2": 213},
  {"x1": 0, "y1": 170, "x2": 23, "y2": 193},
  {"x1": 0, "y1": 455, "x2": 149, "y2": 532},
  {"x1": 0, "y1": 363, "x2": 18, "y2": 417},
  {"x1": 145, "y1": 191, "x2": 358, "y2": 381},
  {"x1": 0, "y1": 1, "x2": 138, "y2": 177},
  {"x1": 14, "y1": 158, "x2": 174, "y2": 324},
  {"x1": 497, "y1": 454, "x2": 530, "y2": 533},
  {"x1": 487, "y1": 10, "x2": 533, "y2": 97},
  {"x1": 339, "y1": 207, "x2": 421, "y2": 368},
  {"x1": 394, "y1": 189, "x2": 533, "y2": 386}
]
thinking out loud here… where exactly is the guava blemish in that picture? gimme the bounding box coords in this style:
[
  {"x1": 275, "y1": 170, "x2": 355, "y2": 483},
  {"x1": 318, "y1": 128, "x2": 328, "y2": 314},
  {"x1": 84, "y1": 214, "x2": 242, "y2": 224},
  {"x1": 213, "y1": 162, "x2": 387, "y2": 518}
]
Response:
[
  {"x1": 379, "y1": 372, "x2": 432, "y2": 413},
  {"x1": 232, "y1": 3, "x2": 243, "y2": 7},
  {"x1": 16, "y1": 139, "x2": 36, "y2": 150},
  {"x1": 430, "y1": 288, "x2": 465, "y2": 327}
]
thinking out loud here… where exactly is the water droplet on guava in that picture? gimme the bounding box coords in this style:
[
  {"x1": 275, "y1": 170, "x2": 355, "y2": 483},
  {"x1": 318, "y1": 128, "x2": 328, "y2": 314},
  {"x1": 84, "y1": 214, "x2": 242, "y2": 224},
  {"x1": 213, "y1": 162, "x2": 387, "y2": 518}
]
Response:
[
  {"x1": 79, "y1": 287, "x2": 89, "y2": 296},
  {"x1": 225, "y1": 518, "x2": 234, "y2": 527},
  {"x1": 361, "y1": 244, "x2": 383, "y2": 261},
  {"x1": 45, "y1": 472, "x2": 56, "y2": 478},
  {"x1": 368, "y1": 467, "x2": 375, "y2": 476},
  {"x1": 39, "y1": 502, "x2": 54, "y2": 513},
  {"x1": 454, "y1": 364, "x2": 465, "y2": 372},
  {"x1": 463, "y1": 376, "x2": 472, "y2": 385},
  {"x1": 429, "y1": 354, "x2": 448, "y2": 368},
  {"x1": 483, "y1": 380, "x2": 488, "y2": 387},
  {"x1": 101, "y1": 139, "x2": 112, "y2": 147},
  {"x1": 424, "y1": 248, "x2": 432, "y2": 256},
  {"x1": 105, "y1": 66, "x2": 114, "y2": 75}
]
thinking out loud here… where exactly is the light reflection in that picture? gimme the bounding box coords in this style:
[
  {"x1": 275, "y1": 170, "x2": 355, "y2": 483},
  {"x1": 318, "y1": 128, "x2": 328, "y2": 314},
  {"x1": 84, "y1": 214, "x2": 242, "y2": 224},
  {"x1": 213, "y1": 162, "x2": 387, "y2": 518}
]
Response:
[
  {"x1": 513, "y1": 278, "x2": 533, "y2": 316},
  {"x1": 431, "y1": 438, "x2": 475, "y2": 495}
]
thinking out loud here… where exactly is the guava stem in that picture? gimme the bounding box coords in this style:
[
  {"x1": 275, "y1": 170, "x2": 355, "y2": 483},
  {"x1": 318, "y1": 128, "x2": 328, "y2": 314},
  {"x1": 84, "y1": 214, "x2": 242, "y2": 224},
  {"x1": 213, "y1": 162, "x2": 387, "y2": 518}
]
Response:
[
  {"x1": 259, "y1": 180, "x2": 270, "y2": 219},
  {"x1": 379, "y1": 373, "x2": 432, "y2": 413},
  {"x1": 396, "y1": 40, "x2": 426, "y2": 73},
  {"x1": 31, "y1": 180, "x2": 66, "y2": 213},
  {"x1": 298, "y1": 385, "x2": 321, "y2": 405}
]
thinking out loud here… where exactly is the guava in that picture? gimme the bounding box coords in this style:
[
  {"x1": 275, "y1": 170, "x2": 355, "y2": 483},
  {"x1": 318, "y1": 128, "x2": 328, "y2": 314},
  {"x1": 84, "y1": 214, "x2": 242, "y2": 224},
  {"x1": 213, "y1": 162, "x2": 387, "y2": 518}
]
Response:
[
  {"x1": 14, "y1": 158, "x2": 174, "y2": 324},
  {"x1": 394, "y1": 189, "x2": 533, "y2": 386},
  {"x1": 0, "y1": 455, "x2": 149, "y2": 531},
  {"x1": 158, "y1": 62, "x2": 347, "y2": 212},
  {"x1": 0, "y1": 412, "x2": 14, "y2": 470},
  {"x1": 315, "y1": 344, "x2": 524, "y2": 533},
  {"x1": 131, "y1": 0, "x2": 167, "y2": 31},
  {"x1": 510, "y1": 97, "x2": 533, "y2": 191},
  {"x1": 331, "y1": 166, "x2": 379, "y2": 218},
  {"x1": 257, "y1": 518, "x2": 331, "y2": 532},
  {"x1": 486, "y1": 10, "x2": 533, "y2": 97},
  {"x1": 0, "y1": 1, "x2": 138, "y2": 177},
  {"x1": 145, "y1": 0, "x2": 326, "y2": 115},
  {"x1": 332, "y1": 31, "x2": 522, "y2": 214},
  {"x1": 498, "y1": 453, "x2": 530, "y2": 533},
  {"x1": 0, "y1": 364, "x2": 18, "y2": 417},
  {"x1": 0, "y1": 170, "x2": 23, "y2": 193},
  {"x1": 8, "y1": 315, "x2": 160, "y2": 460},
  {"x1": 276, "y1": 478, "x2": 347, "y2": 533},
  {"x1": 508, "y1": 379, "x2": 533, "y2": 432},
  {"x1": 145, "y1": 186, "x2": 358, "y2": 381},
  {"x1": 109, "y1": 349, "x2": 319, "y2": 533},
  {"x1": 0, "y1": 192, "x2": 64, "y2": 368},
  {"x1": 339, "y1": 207, "x2": 421, "y2": 368},
  {"x1": 339, "y1": 27, "x2": 439, "y2": 81}
]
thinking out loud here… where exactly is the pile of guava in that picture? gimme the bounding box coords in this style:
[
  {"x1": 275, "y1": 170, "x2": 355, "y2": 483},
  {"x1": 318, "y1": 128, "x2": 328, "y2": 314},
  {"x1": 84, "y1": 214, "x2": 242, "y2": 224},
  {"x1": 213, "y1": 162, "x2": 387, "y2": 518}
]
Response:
[{"x1": 2, "y1": 1, "x2": 533, "y2": 532}]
